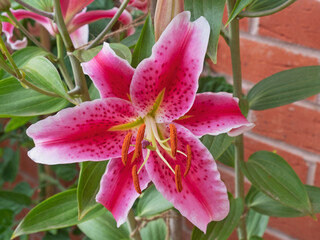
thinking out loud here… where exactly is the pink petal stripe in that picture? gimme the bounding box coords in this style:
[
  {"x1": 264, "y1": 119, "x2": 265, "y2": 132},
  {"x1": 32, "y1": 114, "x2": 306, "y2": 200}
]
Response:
[
  {"x1": 27, "y1": 98, "x2": 139, "y2": 164},
  {"x1": 61, "y1": 0, "x2": 94, "y2": 24},
  {"x1": 96, "y1": 153, "x2": 150, "y2": 226},
  {"x1": 2, "y1": 9, "x2": 54, "y2": 49},
  {"x1": 120, "y1": 0, "x2": 149, "y2": 13},
  {"x1": 145, "y1": 124, "x2": 229, "y2": 232},
  {"x1": 175, "y1": 93, "x2": 255, "y2": 137},
  {"x1": 130, "y1": 12, "x2": 210, "y2": 123},
  {"x1": 82, "y1": 43, "x2": 134, "y2": 100},
  {"x1": 70, "y1": 24, "x2": 88, "y2": 48},
  {"x1": 69, "y1": 8, "x2": 132, "y2": 33}
]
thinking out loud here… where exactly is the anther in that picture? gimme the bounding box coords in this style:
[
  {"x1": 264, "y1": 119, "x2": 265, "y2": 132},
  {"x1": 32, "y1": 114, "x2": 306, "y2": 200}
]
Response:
[
  {"x1": 132, "y1": 165, "x2": 142, "y2": 194},
  {"x1": 175, "y1": 165, "x2": 183, "y2": 192},
  {"x1": 121, "y1": 132, "x2": 132, "y2": 166},
  {"x1": 169, "y1": 124, "x2": 177, "y2": 157},
  {"x1": 132, "y1": 124, "x2": 146, "y2": 163},
  {"x1": 184, "y1": 145, "x2": 191, "y2": 177}
]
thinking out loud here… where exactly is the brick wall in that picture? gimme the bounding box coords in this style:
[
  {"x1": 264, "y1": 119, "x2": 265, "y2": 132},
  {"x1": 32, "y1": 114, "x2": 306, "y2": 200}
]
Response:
[{"x1": 210, "y1": 1, "x2": 320, "y2": 239}]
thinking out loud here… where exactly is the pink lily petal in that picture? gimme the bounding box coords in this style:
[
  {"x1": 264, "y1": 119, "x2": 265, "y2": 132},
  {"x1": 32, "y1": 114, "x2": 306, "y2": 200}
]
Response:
[
  {"x1": 96, "y1": 153, "x2": 150, "y2": 226},
  {"x1": 2, "y1": 9, "x2": 54, "y2": 50},
  {"x1": 145, "y1": 124, "x2": 229, "y2": 232},
  {"x1": 60, "y1": 0, "x2": 94, "y2": 24},
  {"x1": 82, "y1": 42, "x2": 134, "y2": 100},
  {"x1": 130, "y1": 12, "x2": 209, "y2": 123},
  {"x1": 70, "y1": 24, "x2": 88, "y2": 48},
  {"x1": 120, "y1": 0, "x2": 149, "y2": 13},
  {"x1": 175, "y1": 93, "x2": 255, "y2": 137},
  {"x1": 27, "y1": 98, "x2": 139, "y2": 164},
  {"x1": 69, "y1": 8, "x2": 133, "y2": 34}
]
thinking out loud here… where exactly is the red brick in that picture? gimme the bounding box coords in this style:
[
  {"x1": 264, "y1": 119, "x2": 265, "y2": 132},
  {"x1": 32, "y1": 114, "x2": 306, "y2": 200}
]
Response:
[
  {"x1": 314, "y1": 163, "x2": 320, "y2": 187},
  {"x1": 251, "y1": 104, "x2": 320, "y2": 154},
  {"x1": 211, "y1": 38, "x2": 319, "y2": 84},
  {"x1": 268, "y1": 214, "x2": 320, "y2": 240},
  {"x1": 244, "y1": 137, "x2": 309, "y2": 183},
  {"x1": 259, "y1": 0, "x2": 320, "y2": 50}
]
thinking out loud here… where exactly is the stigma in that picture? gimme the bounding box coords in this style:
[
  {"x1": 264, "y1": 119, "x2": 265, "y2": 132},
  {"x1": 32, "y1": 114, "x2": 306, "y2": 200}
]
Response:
[{"x1": 120, "y1": 116, "x2": 192, "y2": 194}]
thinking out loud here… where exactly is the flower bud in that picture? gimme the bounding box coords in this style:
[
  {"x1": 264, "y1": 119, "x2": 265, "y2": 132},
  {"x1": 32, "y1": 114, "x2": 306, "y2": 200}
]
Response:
[
  {"x1": 154, "y1": 0, "x2": 184, "y2": 41},
  {"x1": 0, "y1": 0, "x2": 11, "y2": 11}
]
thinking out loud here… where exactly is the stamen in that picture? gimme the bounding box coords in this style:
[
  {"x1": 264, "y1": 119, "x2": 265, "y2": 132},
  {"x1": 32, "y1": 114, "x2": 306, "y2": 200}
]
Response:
[
  {"x1": 177, "y1": 150, "x2": 187, "y2": 157},
  {"x1": 132, "y1": 124, "x2": 146, "y2": 164},
  {"x1": 121, "y1": 132, "x2": 132, "y2": 166},
  {"x1": 175, "y1": 165, "x2": 183, "y2": 192},
  {"x1": 184, "y1": 145, "x2": 192, "y2": 177},
  {"x1": 169, "y1": 124, "x2": 177, "y2": 157},
  {"x1": 156, "y1": 148, "x2": 175, "y2": 174},
  {"x1": 132, "y1": 165, "x2": 142, "y2": 194}
]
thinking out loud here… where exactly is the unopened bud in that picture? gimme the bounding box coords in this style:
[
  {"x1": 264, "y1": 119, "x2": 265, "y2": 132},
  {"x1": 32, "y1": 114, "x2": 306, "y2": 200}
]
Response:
[
  {"x1": 154, "y1": 0, "x2": 184, "y2": 41},
  {"x1": 0, "y1": 0, "x2": 11, "y2": 11}
]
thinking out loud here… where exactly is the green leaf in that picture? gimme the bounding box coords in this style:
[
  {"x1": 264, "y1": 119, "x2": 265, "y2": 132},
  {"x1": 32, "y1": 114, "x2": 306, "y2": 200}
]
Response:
[
  {"x1": 247, "y1": 66, "x2": 320, "y2": 110},
  {"x1": 22, "y1": 0, "x2": 53, "y2": 11},
  {"x1": 0, "y1": 47, "x2": 48, "y2": 79},
  {"x1": 78, "y1": 211, "x2": 130, "y2": 240},
  {"x1": 249, "y1": 237, "x2": 263, "y2": 240},
  {"x1": 4, "y1": 116, "x2": 34, "y2": 132},
  {"x1": 241, "y1": 151, "x2": 313, "y2": 215},
  {"x1": 201, "y1": 134, "x2": 234, "y2": 160},
  {"x1": 185, "y1": 0, "x2": 226, "y2": 63},
  {"x1": 51, "y1": 164, "x2": 78, "y2": 182},
  {"x1": 218, "y1": 144, "x2": 235, "y2": 167},
  {"x1": 247, "y1": 185, "x2": 320, "y2": 217},
  {"x1": 137, "y1": 185, "x2": 173, "y2": 217},
  {"x1": 73, "y1": 43, "x2": 132, "y2": 64},
  {"x1": 2, "y1": 149, "x2": 20, "y2": 182},
  {"x1": 0, "y1": 77, "x2": 69, "y2": 117},
  {"x1": 12, "y1": 189, "x2": 106, "y2": 238},
  {"x1": 226, "y1": 0, "x2": 255, "y2": 26},
  {"x1": 89, "y1": 83, "x2": 100, "y2": 100},
  {"x1": 246, "y1": 209, "x2": 269, "y2": 239},
  {"x1": 22, "y1": 56, "x2": 71, "y2": 101},
  {"x1": 191, "y1": 197, "x2": 244, "y2": 240},
  {"x1": 78, "y1": 161, "x2": 108, "y2": 219},
  {"x1": 121, "y1": 27, "x2": 143, "y2": 48},
  {"x1": 241, "y1": 0, "x2": 295, "y2": 17},
  {"x1": 0, "y1": 191, "x2": 31, "y2": 214},
  {"x1": 0, "y1": 210, "x2": 14, "y2": 234},
  {"x1": 141, "y1": 219, "x2": 167, "y2": 240},
  {"x1": 197, "y1": 76, "x2": 233, "y2": 94},
  {"x1": 14, "y1": 182, "x2": 34, "y2": 197},
  {"x1": 131, "y1": 14, "x2": 155, "y2": 68}
]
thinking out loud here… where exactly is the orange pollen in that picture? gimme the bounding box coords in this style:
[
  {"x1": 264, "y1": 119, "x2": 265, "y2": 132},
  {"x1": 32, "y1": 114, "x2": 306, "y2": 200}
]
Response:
[
  {"x1": 169, "y1": 123, "x2": 177, "y2": 157},
  {"x1": 132, "y1": 124, "x2": 146, "y2": 164},
  {"x1": 121, "y1": 132, "x2": 132, "y2": 166},
  {"x1": 184, "y1": 145, "x2": 192, "y2": 177},
  {"x1": 132, "y1": 165, "x2": 142, "y2": 194},
  {"x1": 175, "y1": 165, "x2": 183, "y2": 192}
]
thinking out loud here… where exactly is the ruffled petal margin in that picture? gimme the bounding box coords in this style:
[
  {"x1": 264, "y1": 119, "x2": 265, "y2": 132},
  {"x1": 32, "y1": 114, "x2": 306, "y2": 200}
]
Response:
[
  {"x1": 82, "y1": 43, "x2": 134, "y2": 100},
  {"x1": 175, "y1": 92, "x2": 255, "y2": 137},
  {"x1": 96, "y1": 153, "x2": 150, "y2": 226},
  {"x1": 130, "y1": 11, "x2": 210, "y2": 123},
  {"x1": 144, "y1": 123, "x2": 229, "y2": 232},
  {"x1": 27, "y1": 98, "x2": 139, "y2": 164}
]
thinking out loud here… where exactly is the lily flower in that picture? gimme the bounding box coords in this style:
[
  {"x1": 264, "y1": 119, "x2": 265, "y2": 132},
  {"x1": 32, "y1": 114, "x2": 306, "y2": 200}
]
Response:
[
  {"x1": 2, "y1": 0, "x2": 133, "y2": 49},
  {"x1": 26, "y1": 12, "x2": 254, "y2": 232}
]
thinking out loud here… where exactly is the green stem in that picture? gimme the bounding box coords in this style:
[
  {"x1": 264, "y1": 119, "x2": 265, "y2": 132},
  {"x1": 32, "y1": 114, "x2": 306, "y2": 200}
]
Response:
[
  {"x1": 0, "y1": 53, "x2": 16, "y2": 76},
  {"x1": 127, "y1": 210, "x2": 142, "y2": 240},
  {"x1": 227, "y1": 0, "x2": 247, "y2": 239},
  {"x1": 5, "y1": 10, "x2": 56, "y2": 61},
  {"x1": 239, "y1": 0, "x2": 296, "y2": 18},
  {"x1": 56, "y1": 34, "x2": 74, "y2": 90},
  {"x1": 85, "y1": 0, "x2": 131, "y2": 50},
  {"x1": 0, "y1": 36, "x2": 22, "y2": 78},
  {"x1": 53, "y1": 0, "x2": 90, "y2": 101}
]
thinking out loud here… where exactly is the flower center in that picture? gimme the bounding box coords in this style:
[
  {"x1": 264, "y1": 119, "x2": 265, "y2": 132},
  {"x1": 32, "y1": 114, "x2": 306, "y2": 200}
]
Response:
[{"x1": 120, "y1": 115, "x2": 192, "y2": 194}]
